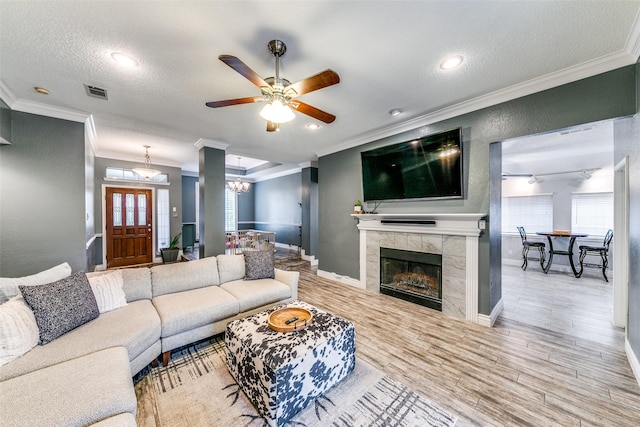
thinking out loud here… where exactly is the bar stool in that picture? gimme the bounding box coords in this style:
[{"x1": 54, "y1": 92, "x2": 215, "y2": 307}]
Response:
[
  {"x1": 577, "y1": 229, "x2": 613, "y2": 282},
  {"x1": 517, "y1": 226, "x2": 546, "y2": 271}
]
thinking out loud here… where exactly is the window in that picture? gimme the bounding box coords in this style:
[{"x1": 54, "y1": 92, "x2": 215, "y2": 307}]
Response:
[
  {"x1": 502, "y1": 194, "x2": 553, "y2": 234},
  {"x1": 225, "y1": 188, "x2": 237, "y2": 232},
  {"x1": 157, "y1": 188, "x2": 170, "y2": 248},
  {"x1": 571, "y1": 192, "x2": 613, "y2": 237},
  {"x1": 105, "y1": 167, "x2": 168, "y2": 183},
  {"x1": 195, "y1": 181, "x2": 200, "y2": 241}
]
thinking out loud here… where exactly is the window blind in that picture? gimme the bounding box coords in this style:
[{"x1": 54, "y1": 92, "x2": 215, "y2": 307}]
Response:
[
  {"x1": 225, "y1": 188, "x2": 237, "y2": 232},
  {"x1": 571, "y1": 192, "x2": 613, "y2": 237},
  {"x1": 502, "y1": 194, "x2": 553, "y2": 234}
]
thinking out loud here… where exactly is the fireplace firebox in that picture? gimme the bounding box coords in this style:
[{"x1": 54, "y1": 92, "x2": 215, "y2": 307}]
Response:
[{"x1": 380, "y1": 247, "x2": 442, "y2": 311}]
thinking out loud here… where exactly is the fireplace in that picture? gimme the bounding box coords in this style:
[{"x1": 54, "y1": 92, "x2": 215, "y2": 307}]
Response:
[{"x1": 380, "y1": 247, "x2": 442, "y2": 311}]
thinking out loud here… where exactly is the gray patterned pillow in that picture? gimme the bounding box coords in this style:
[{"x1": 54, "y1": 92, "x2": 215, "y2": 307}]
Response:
[
  {"x1": 19, "y1": 271, "x2": 99, "y2": 344},
  {"x1": 244, "y1": 251, "x2": 275, "y2": 280}
]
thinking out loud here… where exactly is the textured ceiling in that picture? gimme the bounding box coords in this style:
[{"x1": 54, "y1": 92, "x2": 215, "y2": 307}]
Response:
[{"x1": 1, "y1": 1, "x2": 639, "y2": 176}]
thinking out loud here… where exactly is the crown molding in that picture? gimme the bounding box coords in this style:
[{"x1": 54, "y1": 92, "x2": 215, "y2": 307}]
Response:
[
  {"x1": 298, "y1": 161, "x2": 318, "y2": 169},
  {"x1": 13, "y1": 99, "x2": 90, "y2": 123},
  {"x1": 194, "y1": 138, "x2": 228, "y2": 151},
  {"x1": 0, "y1": 79, "x2": 17, "y2": 106},
  {"x1": 252, "y1": 166, "x2": 301, "y2": 182},
  {"x1": 626, "y1": 7, "x2": 640, "y2": 60},
  {"x1": 316, "y1": 50, "x2": 638, "y2": 158}
]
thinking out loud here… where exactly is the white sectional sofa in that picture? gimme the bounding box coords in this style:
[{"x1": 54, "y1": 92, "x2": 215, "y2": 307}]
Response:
[{"x1": 0, "y1": 254, "x2": 299, "y2": 426}]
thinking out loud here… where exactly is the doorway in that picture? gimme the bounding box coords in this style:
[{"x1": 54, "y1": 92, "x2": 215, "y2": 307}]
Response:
[{"x1": 105, "y1": 187, "x2": 154, "y2": 268}]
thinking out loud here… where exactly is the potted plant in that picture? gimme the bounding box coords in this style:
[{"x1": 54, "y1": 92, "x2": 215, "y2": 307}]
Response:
[
  {"x1": 353, "y1": 200, "x2": 363, "y2": 214},
  {"x1": 161, "y1": 232, "x2": 182, "y2": 263}
]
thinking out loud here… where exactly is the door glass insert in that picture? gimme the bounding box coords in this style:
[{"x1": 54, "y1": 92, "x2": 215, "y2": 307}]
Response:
[
  {"x1": 138, "y1": 194, "x2": 147, "y2": 226},
  {"x1": 113, "y1": 193, "x2": 122, "y2": 226},
  {"x1": 126, "y1": 193, "x2": 135, "y2": 226}
]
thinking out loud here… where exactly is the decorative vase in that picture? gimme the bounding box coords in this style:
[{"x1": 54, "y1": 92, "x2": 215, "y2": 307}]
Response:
[{"x1": 353, "y1": 205, "x2": 362, "y2": 214}]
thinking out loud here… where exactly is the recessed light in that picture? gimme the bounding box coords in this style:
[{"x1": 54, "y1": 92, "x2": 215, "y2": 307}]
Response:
[
  {"x1": 34, "y1": 87, "x2": 49, "y2": 95},
  {"x1": 306, "y1": 123, "x2": 321, "y2": 130},
  {"x1": 111, "y1": 52, "x2": 139, "y2": 68},
  {"x1": 388, "y1": 108, "x2": 403, "y2": 116},
  {"x1": 440, "y1": 55, "x2": 463, "y2": 70}
]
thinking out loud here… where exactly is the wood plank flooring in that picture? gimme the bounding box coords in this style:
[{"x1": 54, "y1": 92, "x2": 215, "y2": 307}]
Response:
[{"x1": 135, "y1": 253, "x2": 640, "y2": 426}]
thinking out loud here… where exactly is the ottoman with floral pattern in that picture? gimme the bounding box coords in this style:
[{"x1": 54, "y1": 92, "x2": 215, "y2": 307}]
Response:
[{"x1": 225, "y1": 300, "x2": 356, "y2": 427}]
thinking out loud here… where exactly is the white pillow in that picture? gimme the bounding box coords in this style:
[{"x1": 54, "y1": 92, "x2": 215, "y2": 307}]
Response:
[
  {"x1": 0, "y1": 296, "x2": 40, "y2": 367},
  {"x1": 0, "y1": 262, "x2": 72, "y2": 304},
  {"x1": 88, "y1": 270, "x2": 127, "y2": 313}
]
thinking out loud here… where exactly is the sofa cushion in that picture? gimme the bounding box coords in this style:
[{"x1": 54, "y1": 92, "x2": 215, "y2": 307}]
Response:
[
  {"x1": 153, "y1": 286, "x2": 239, "y2": 337},
  {"x1": 217, "y1": 254, "x2": 245, "y2": 284},
  {"x1": 244, "y1": 251, "x2": 275, "y2": 280},
  {"x1": 0, "y1": 300, "x2": 160, "y2": 382},
  {"x1": 86, "y1": 267, "x2": 152, "y2": 302},
  {"x1": 0, "y1": 297, "x2": 40, "y2": 367},
  {"x1": 0, "y1": 262, "x2": 72, "y2": 304},
  {"x1": 151, "y1": 256, "x2": 220, "y2": 297},
  {"x1": 20, "y1": 271, "x2": 99, "y2": 344},
  {"x1": 88, "y1": 270, "x2": 128, "y2": 313},
  {"x1": 220, "y1": 279, "x2": 292, "y2": 312},
  {"x1": 0, "y1": 347, "x2": 136, "y2": 427}
]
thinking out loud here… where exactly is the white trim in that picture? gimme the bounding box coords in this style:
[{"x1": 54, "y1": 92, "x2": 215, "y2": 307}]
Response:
[
  {"x1": 625, "y1": 338, "x2": 640, "y2": 388},
  {"x1": 103, "y1": 177, "x2": 170, "y2": 186},
  {"x1": 85, "y1": 234, "x2": 100, "y2": 250},
  {"x1": 12, "y1": 99, "x2": 90, "y2": 123},
  {"x1": 298, "y1": 161, "x2": 318, "y2": 169},
  {"x1": 194, "y1": 138, "x2": 228, "y2": 151},
  {"x1": 315, "y1": 51, "x2": 637, "y2": 158},
  {"x1": 354, "y1": 213, "x2": 486, "y2": 237},
  {"x1": 625, "y1": 7, "x2": 640, "y2": 60},
  {"x1": 85, "y1": 115, "x2": 97, "y2": 151},
  {"x1": 478, "y1": 298, "x2": 504, "y2": 327},
  {"x1": 317, "y1": 269, "x2": 364, "y2": 288},
  {"x1": 466, "y1": 235, "x2": 480, "y2": 323},
  {"x1": 0, "y1": 79, "x2": 18, "y2": 106},
  {"x1": 300, "y1": 249, "x2": 319, "y2": 266},
  {"x1": 0, "y1": 136, "x2": 10, "y2": 145},
  {"x1": 252, "y1": 166, "x2": 302, "y2": 182}
]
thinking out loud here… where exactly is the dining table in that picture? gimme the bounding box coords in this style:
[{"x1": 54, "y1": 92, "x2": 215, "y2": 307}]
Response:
[{"x1": 535, "y1": 231, "x2": 589, "y2": 277}]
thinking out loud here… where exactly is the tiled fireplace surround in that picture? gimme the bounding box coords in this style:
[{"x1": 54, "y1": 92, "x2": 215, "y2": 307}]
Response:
[{"x1": 354, "y1": 213, "x2": 487, "y2": 324}]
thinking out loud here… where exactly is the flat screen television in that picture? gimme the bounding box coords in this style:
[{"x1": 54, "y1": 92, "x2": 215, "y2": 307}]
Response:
[{"x1": 360, "y1": 128, "x2": 463, "y2": 202}]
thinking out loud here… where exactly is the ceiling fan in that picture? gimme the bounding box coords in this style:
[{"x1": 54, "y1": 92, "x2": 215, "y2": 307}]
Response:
[{"x1": 206, "y1": 40, "x2": 340, "y2": 132}]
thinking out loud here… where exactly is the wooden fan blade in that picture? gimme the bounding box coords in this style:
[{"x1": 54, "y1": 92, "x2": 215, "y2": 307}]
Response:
[
  {"x1": 286, "y1": 69, "x2": 340, "y2": 97},
  {"x1": 219, "y1": 55, "x2": 270, "y2": 89},
  {"x1": 290, "y1": 101, "x2": 336, "y2": 123},
  {"x1": 266, "y1": 121, "x2": 279, "y2": 132},
  {"x1": 206, "y1": 96, "x2": 264, "y2": 108}
]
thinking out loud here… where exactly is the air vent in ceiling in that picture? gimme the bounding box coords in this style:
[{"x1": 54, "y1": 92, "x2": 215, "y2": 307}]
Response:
[{"x1": 84, "y1": 84, "x2": 108, "y2": 100}]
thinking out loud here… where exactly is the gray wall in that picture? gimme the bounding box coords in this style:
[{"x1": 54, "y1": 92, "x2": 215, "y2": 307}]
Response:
[
  {"x1": 0, "y1": 111, "x2": 87, "y2": 275},
  {"x1": 318, "y1": 64, "x2": 637, "y2": 316},
  {"x1": 237, "y1": 185, "x2": 255, "y2": 229},
  {"x1": 253, "y1": 172, "x2": 302, "y2": 247},
  {"x1": 301, "y1": 167, "x2": 319, "y2": 257},
  {"x1": 181, "y1": 175, "x2": 198, "y2": 224},
  {"x1": 613, "y1": 61, "x2": 640, "y2": 366}
]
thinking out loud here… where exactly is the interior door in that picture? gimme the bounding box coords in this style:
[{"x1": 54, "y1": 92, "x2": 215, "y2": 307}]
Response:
[{"x1": 106, "y1": 187, "x2": 153, "y2": 268}]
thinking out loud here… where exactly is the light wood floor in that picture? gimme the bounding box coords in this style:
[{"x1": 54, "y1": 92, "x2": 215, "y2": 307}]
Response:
[{"x1": 136, "y1": 254, "x2": 640, "y2": 426}]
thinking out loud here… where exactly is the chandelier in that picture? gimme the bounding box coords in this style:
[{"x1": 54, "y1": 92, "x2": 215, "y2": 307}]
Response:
[
  {"x1": 227, "y1": 157, "x2": 251, "y2": 193},
  {"x1": 132, "y1": 145, "x2": 162, "y2": 179}
]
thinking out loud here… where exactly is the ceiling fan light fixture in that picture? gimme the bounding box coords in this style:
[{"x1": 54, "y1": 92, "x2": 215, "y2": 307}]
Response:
[{"x1": 259, "y1": 99, "x2": 295, "y2": 123}]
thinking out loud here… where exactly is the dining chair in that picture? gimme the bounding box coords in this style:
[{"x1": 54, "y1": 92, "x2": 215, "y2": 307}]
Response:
[
  {"x1": 577, "y1": 229, "x2": 614, "y2": 282},
  {"x1": 517, "y1": 226, "x2": 546, "y2": 271}
]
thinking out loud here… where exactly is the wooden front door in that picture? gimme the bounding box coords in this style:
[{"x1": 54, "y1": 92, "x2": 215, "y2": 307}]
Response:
[{"x1": 106, "y1": 187, "x2": 153, "y2": 268}]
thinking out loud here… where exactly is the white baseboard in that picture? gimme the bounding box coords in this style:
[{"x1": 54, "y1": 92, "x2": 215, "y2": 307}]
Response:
[
  {"x1": 626, "y1": 338, "x2": 640, "y2": 388},
  {"x1": 478, "y1": 298, "x2": 504, "y2": 327},
  {"x1": 317, "y1": 269, "x2": 364, "y2": 288},
  {"x1": 300, "y1": 249, "x2": 319, "y2": 266}
]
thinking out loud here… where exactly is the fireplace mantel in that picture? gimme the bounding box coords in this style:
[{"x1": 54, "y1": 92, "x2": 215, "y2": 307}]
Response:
[
  {"x1": 352, "y1": 213, "x2": 486, "y2": 237},
  {"x1": 354, "y1": 212, "x2": 487, "y2": 324}
]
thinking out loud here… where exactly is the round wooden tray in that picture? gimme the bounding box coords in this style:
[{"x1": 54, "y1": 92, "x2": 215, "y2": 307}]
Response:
[{"x1": 268, "y1": 307, "x2": 313, "y2": 332}]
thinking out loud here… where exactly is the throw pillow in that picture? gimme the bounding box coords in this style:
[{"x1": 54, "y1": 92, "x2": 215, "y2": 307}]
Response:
[
  {"x1": 0, "y1": 262, "x2": 72, "y2": 304},
  {"x1": 244, "y1": 251, "x2": 275, "y2": 280},
  {"x1": 19, "y1": 271, "x2": 99, "y2": 344},
  {"x1": 88, "y1": 270, "x2": 127, "y2": 313},
  {"x1": 0, "y1": 296, "x2": 40, "y2": 367}
]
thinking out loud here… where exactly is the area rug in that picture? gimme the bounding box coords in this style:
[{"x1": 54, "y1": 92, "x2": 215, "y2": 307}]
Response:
[{"x1": 145, "y1": 336, "x2": 457, "y2": 427}]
